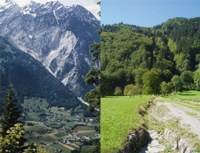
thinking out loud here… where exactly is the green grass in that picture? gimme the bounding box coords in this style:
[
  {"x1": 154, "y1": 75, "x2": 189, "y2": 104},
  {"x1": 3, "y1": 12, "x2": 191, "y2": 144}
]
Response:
[
  {"x1": 26, "y1": 133, "x2": 57, "y2": 144},
  {"x1": 78, "y1": 133, "x2": 96, "y2": 137},
  {"x1": 75, "y1": 126, "x2": 94, "y2": 131},
  {"x1": 23, "y1": 97, "x2": 49, "y2": 111},
  {"x1": 40, "y1": 134, "x2": 57, "y2": 143},
  {"x1": 101, "y1": 95, "x2": 152, "y2": 153},
  {"x1": 50, "y1": 106, "x2": 71, "y2": 117},
  {"x1": 160, "y1": 90, "x2": 200, "y2": 111},
  {"x1": 164, "y1": 90, "x2": 200, "y2": 100},
  {"x1": 51, "y1": 143, "x2": 72, "y2": 153},
  {"x1": 25, "y1": 124, "x2": 47, "y2": 132}
]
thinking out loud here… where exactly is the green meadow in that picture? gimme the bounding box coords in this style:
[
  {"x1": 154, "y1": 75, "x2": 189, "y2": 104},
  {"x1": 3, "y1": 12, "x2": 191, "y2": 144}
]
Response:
[
  {"x1": 101, "y1": 95, "x2": 152, "y2": 153},
  {"x1": 160, "y1": 90, "x2": 200, "y2": 111}
]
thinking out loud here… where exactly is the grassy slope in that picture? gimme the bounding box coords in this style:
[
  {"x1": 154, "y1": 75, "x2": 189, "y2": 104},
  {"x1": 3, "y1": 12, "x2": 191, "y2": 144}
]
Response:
[{"x1": 101, "y1": 95, "x2": 152, "y2": 153}]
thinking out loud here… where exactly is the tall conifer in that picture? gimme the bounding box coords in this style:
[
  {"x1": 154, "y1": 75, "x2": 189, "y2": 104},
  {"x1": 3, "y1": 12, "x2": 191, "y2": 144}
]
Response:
[{"x1": 1, "y1": 85, "x2": 21, "y2": 136}]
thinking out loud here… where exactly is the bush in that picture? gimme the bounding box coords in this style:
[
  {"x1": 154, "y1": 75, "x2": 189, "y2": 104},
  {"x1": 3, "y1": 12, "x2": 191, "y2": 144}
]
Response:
[
  {"x1": 124, "y1": 84, "x2": 139, "y2": 96},
  {"x1": 114, "y1": 87, "x2": 122, "y2": 96},
  {"x1": 160, "y1": 81, "x2": 174, "y2": 95}
]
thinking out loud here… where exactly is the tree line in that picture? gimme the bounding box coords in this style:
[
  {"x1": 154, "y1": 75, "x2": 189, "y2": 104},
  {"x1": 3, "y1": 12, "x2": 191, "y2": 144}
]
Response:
[{"x1": 101, "y1": 17, "x2": 200, "y2": 96}]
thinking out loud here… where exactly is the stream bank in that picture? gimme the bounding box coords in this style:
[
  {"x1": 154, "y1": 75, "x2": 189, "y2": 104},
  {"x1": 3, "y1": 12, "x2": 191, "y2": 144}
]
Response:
[
  {"x1": 117, "y1": 98, "x2": 199, "y2": 153},
  {"x1": 140, "y1": 98, "x2": 200, "y2": 153},
  {"x1": 118, "y1": 128, "x2": 151, "y2": 153},
  {"x1": 118, "y1": 99, "x2": 154, "y2": 153}
]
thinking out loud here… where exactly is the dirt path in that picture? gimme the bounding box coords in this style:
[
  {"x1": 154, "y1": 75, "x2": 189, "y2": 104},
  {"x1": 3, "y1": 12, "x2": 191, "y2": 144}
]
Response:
[
  {"x1": 139, "y1": 100, "x2": 200, "y2": 153},
  {"x1": 157, "y1": 102, "x2": 200, "y2": 139}
]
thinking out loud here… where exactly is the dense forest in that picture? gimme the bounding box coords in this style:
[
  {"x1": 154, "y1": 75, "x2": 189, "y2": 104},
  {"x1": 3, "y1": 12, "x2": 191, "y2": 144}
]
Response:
[{"x1": 101, "y1": 17, "x2": 200, "y2": 96}]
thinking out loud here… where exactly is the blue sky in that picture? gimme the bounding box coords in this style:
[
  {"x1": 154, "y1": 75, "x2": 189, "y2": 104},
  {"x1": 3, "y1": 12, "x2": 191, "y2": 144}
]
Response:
[{"x1": 101, "y1": 0, "x2": 200, "y2": 27}]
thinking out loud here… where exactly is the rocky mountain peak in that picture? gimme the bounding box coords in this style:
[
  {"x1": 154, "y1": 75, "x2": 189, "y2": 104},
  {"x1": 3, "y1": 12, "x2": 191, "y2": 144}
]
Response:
[
  {"x1": 45, "y1": 1, "x2": 63, "y2": 9},
  {"x1": 0, "y1": 0, "x2": 100, "y2": 96},
  {"x1": 0, "y1": 0, "x2": 18, "y2": 10},
  {"x1": 69, "y1": 4, "x2": 98, "y2": 23}
]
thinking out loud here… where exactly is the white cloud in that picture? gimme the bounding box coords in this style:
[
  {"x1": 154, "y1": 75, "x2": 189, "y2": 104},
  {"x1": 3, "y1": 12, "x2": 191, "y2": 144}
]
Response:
[{"x1": 0, "y1": 0, "x2": 100, "y2": 19}]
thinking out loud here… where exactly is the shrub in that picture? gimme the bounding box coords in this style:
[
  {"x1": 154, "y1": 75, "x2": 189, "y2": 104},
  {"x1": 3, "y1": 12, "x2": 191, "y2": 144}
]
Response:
[{"x1": 114, "y1": 87, "x2": 122, "y2": 96}]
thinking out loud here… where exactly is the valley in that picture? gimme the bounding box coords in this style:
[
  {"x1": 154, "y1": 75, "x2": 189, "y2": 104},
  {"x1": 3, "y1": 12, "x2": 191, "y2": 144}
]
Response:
[
  {"x1": 21, "y1": 97, "x2": 99, "y2": 153},
  {"x1": 0, "y1": 0, "x2": 100, "y2": 152}
]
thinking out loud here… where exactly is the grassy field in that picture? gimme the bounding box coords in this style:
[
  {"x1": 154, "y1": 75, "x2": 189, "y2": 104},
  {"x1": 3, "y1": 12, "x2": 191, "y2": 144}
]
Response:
[
  {"x1": 101, "y1": 95, "x2": 152, "y2": 153},
  {"x1": 160, "y1": 90, "x2": 200, "y2": 111},
  {"x1": 51, "y1": 143, "x2": 72, "y2": 153}
]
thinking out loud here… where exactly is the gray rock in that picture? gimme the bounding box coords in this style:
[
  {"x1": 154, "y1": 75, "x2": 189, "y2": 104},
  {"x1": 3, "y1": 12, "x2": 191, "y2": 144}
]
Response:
[
  {"x1": 185, "y1": 147, "x2": 194, "y2": 153},
  {"x1": 0, "y1": 1, "x2": 100, "y2": 96},
  {"x1": 178, "y1": 139, "x2": 187, "y2": 153},
  {"x1": 120, "y1": 128, "x2": 150, "y2": 153},
  {"x1": 139, "y1": 130, "x2": 165, "y2": 153}
]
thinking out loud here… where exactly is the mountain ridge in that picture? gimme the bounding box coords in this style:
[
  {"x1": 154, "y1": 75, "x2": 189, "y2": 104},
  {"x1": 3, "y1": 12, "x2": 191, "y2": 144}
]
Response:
[
  {"x1": 0, "y1": 37, "x2": 79, "y2": 108},
  {"x1": 0, "y1": 0, "x2": 100, "y2": 96}
]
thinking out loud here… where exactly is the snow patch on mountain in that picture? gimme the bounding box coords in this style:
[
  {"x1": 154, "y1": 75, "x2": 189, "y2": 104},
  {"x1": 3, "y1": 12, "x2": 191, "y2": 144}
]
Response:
[
  {"x1": 0, "y1": 0, "x2": 16, "y2": 10},
  {"x1": 62, "y1": 66, "x2": 77, "y2": 85},
  {"x1": 53, "y1": 10, "x2": 59, "y2": 25},
  {"x1": 20, "y1": 8, "x2": 36, "y2": 17}
]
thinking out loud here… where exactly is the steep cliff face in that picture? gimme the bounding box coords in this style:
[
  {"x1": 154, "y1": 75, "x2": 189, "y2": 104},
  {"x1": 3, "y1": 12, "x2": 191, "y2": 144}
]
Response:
[
  {"x1": 0, "y1": 37, "x2": 79, "y2": 108},
  {"x1": 0, "y1": 1, "x2": 100, "y2": 96}
]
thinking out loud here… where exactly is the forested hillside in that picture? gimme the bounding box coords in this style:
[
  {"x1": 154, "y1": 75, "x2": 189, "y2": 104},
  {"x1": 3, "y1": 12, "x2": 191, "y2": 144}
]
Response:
[
  {"x1": 101, "y1": 17, "x2": 200, "y2": 96},
  {"x1": 0, "y1": 37, "x2": 79, "y2": 108}
]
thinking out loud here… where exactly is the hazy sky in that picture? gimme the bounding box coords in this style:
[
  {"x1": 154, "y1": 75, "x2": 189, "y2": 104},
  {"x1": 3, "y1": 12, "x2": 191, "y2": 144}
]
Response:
[
  {"x1": 0, "y1": 0, "x2": 100, "y2": 19},
  {"x1": 102, "y1": 0, "x2": 200, "y2": 27}
]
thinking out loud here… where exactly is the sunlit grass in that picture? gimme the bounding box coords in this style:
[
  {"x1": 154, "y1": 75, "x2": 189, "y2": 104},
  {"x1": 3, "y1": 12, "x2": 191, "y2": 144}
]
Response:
[
  {"x1": 159, "y1": 90, "x2": 200, "y2": 111},
  {"x1": 101, "y1": 95, "x2": 152, "y2": 153}
]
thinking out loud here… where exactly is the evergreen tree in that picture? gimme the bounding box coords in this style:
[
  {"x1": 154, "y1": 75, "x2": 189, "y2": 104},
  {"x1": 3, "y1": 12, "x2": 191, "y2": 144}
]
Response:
[{"x1": 1, "y1": 85, "x2": 21, "y2": 136}]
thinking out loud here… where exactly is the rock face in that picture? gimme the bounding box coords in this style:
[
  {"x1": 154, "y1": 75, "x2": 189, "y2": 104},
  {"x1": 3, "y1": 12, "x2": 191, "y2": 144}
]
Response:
[
  {"x1": 139, "y1": 130, "x2": 165, "y2": 153},
  {"x1": 0, "y1": 37, "x2": 79, "y2": 108},
  {"x1": 0, "y1": 1, "x2": 100, "y2": 96},
  {"x1": 119, "y1": 128, "x2": 150, "y2": 153}
]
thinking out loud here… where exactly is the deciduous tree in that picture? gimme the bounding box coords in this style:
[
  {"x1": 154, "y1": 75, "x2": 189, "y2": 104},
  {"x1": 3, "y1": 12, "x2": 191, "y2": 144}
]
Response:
[{"x1": 142, "y1": 69, "x2": 161, "y2": 94}]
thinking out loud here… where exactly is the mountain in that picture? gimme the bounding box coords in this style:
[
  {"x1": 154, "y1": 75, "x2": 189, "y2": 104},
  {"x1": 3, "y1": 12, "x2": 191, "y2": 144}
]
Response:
[
  {"x1": 0, "y1": 1, "x2": 100, "y2": 96},
  {"x1": 101, "y1": 17, "x2": 200, "y2": 95},
  {"x1": 0, "y1": 37, "x2": 79, "y2": 108}
]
